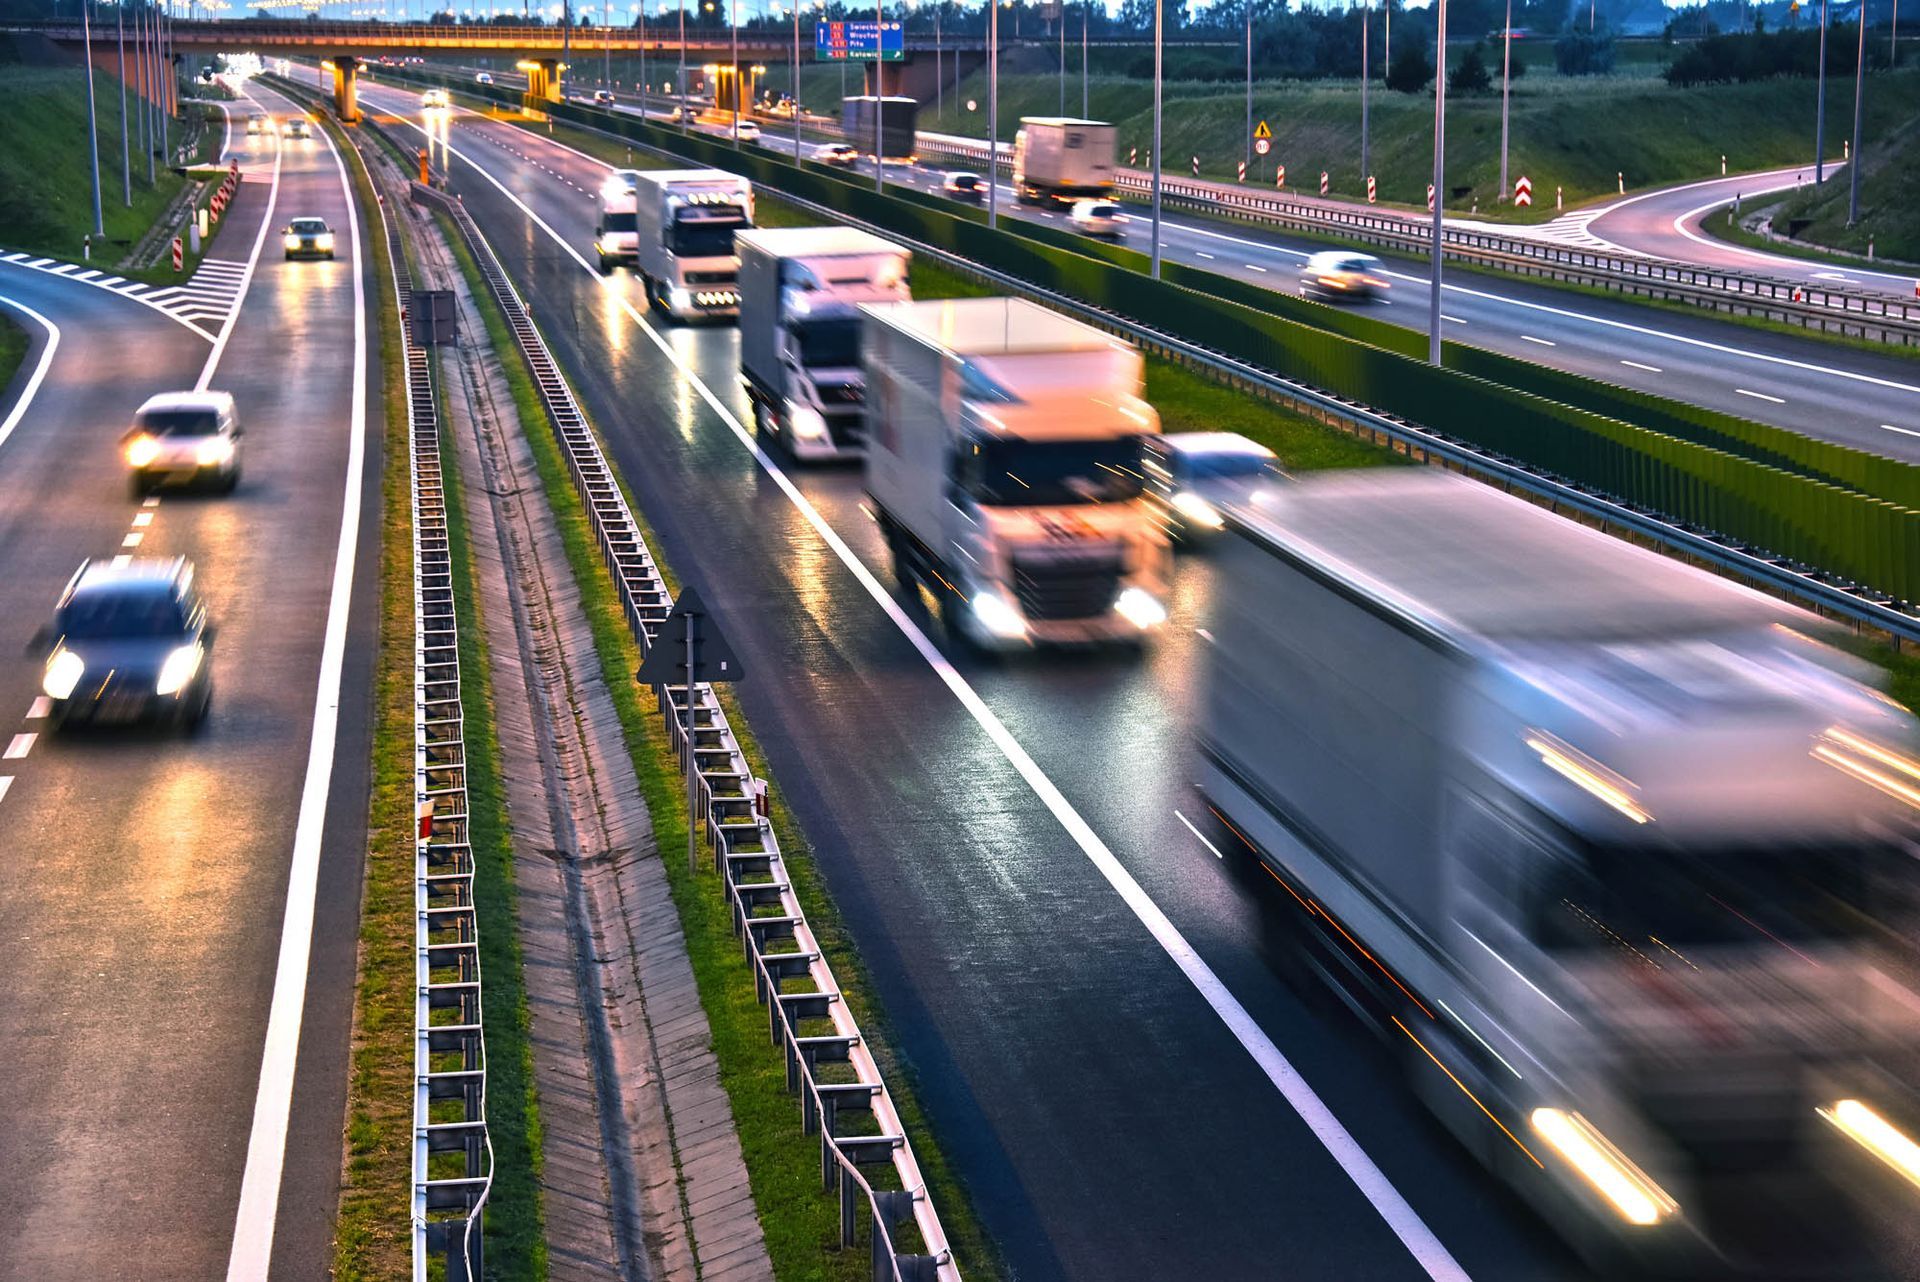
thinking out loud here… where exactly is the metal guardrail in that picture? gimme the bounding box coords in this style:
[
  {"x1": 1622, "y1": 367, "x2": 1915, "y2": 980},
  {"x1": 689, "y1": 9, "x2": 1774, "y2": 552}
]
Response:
[
  {"x1": 908, "y1": 131, "x2": 1920, "y2": 346},
  {"x1": 409, "y1": 177, "x2": 963, "y2": 1282},
  {"x1": 387, "y1": 177, "x2": 492, "y2": 1282}
]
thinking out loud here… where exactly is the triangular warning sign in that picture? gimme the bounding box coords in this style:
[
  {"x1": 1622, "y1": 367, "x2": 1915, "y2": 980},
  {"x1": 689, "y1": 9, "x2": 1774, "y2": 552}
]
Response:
[
  {"x1": 1253, "y1": 120, "x2": 1272, "y2": 140},
  {"x1": 635, "y1": 585, "x2": 745, "y2": 687}
]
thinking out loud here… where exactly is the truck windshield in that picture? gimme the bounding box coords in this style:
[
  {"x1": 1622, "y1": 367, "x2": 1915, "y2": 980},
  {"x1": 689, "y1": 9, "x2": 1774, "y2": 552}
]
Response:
[
  {"x1": 668, "y1": 214, "x2": 744, "y2": 259},
  {"x1": 790, "y1": 318, "x2": 861, "y2": 368},
  {"x1": 957, "y1": 436, "x2": 1146, "y2": 506},
  {"x1": 603, "y1": 212, "x2": 637, "y2": 234},
  {"x1": 1529, "y1": 845, "x2": 1908, "y2": 954}
]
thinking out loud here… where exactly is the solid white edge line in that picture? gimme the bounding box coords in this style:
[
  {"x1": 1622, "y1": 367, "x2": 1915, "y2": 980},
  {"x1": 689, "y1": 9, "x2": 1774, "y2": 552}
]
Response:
[
  {"x1": 0, "y1": 295, "x2": 61, "y2": 457},
  {"x1": 421, "y1": 114, "x2": 1472, "y2": 1282},
  {"x1": 1665, "y1": 183, "x2": 1920, "y2": 290},
  {"x1": 1883, "y1": 424, "x2": 1920, "y2": 439},
  {"x1": 223, "y1": 95, "x2": 369, "y2": 1282},
  {"x1": 197, "y1": 104, "x2": 285, "y2": 392}
]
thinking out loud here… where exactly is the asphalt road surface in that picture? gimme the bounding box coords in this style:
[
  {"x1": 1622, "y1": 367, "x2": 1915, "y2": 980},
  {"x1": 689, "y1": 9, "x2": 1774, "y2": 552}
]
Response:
[
  {"x1": 354, "y1": 79, "x2": 1920, "y2": 1282},
  {"x1": 0, "y1": 77, "x2": 377, "y2": 1281}
]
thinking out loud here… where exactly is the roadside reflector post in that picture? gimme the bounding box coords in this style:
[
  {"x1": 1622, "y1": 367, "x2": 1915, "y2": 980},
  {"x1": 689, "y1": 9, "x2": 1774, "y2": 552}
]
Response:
[
  {"x1": 189, "y1": 221, "x2": 201, "y2": 254},
  {"x1": 417, "y1": 796, "x2": 434, "y2": 840},
  {"x1": 171, "y1": 236, "x2": 182, "y2": 272},
  {"x1": 1617, "y1": 170, "x2": 1625, "y2": 194},
  {"x1": 197, "y1": 206, "x2": 209, "y2": 238},
  {"x1": 418, "y1": 146, "x2": 430, "y2": 184},
  {"x1": 1367, "y1": 175, "x2": 1377, "y2": 204},
  {"x1": 82, "y1": 234, "x2": 90, "y2": 261},
  {"x1": 1721, "y1": 154, "x2": 1727, "y2": 175}
]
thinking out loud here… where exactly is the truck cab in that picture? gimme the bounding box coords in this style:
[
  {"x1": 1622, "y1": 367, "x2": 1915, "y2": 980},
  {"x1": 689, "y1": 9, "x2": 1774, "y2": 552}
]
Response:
[{"x1": 600, "y1": 169, "x2": 754, "y2": 322}]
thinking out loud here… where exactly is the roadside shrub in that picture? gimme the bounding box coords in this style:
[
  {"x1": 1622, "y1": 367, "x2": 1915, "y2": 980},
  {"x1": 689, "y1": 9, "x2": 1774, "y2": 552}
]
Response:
[
  {"x1": 1387, "y1": 34, "x2": 1432, "y2": 91},
  {"x1": 1554, "y1": 24, "x2": 1617, "y2": 75},
  {"x1": 1449, "y1": 43, "x2": 1494, "y2": 93}
]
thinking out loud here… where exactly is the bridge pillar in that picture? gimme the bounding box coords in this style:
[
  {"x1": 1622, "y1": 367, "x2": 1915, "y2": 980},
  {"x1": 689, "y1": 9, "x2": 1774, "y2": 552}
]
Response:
[
  {"x1": 329, "y1": 55, "x2": 361, "y2": 122},
  {"x1": 521, "y1": 59, "x2": 562, "y2": 107},
  {"x1": 860, "y1": 61, "x2": 908, "y2": 98}
]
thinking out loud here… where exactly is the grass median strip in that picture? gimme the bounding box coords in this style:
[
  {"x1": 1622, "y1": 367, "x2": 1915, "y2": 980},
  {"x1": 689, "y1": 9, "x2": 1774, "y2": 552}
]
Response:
[{"x1": 435, "y1": 209, "x2": 1005, "y2": 1281}]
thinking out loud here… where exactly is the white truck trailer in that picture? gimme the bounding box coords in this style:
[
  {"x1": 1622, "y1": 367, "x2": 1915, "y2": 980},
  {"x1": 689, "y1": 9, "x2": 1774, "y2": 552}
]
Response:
[
  {"x1": 595, "y1": 168, "x2": 753, "y2": 321},
  {"x1": 862, "y1": 297, "x2": 1169, "y2": 649},
  {"x1": 1199, "y1": 469, "x2": 1920, "y2": 1275},
  {"x1": 735, "y1": 226, "x2": 910, "y2": 462},
  {"x1": 1012, "y1": 118, "x2": 1117, "y2": 207}
]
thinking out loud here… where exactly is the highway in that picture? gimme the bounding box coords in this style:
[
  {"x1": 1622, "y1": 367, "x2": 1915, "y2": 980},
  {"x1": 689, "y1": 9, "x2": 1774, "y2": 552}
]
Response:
[
  {"x1": 0, "y1": 77, "x2": 376, "y2": 1280},
  {"x1": 354, "y1": 77, "x2": 1920, "y2": 1281}
]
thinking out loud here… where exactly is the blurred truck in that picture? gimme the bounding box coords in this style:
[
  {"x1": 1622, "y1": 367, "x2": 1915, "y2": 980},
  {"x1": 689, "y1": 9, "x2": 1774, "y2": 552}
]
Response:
[
  {"x1": 595, "y1": 168, "x2": 753, "y2": 321},
  {"x1": 1012, "y1": 118, "x2": 1116, "y2": 206},
  {"x1": 840, "y1": 95, "x2": 918, "y2": 163},
  {"x1": 862, "y1": 297, "x2": 1169, "y2": 649},
  {"x1": 736, "y1": 226, "x2": 910, "y2": 462},
  {"x1": 1199, "y1": 469, "x2": 1920, "y2": 1275}
]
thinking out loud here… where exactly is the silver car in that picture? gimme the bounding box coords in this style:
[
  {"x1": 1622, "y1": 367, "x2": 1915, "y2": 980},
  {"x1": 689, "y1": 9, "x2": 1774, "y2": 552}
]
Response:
[
  {"x1": 122, "y1": 390, "x2": 244, "y2": 496},
  {"x1": 1142, "y1": 431, "x2": 1284, "y2": 545},
  {"x1": 1069, "y1": 199, "x2": 1128, "y2": 239},
  {"x1": 1299, "y1": 250, "x2": 1389, "y2": 302}
]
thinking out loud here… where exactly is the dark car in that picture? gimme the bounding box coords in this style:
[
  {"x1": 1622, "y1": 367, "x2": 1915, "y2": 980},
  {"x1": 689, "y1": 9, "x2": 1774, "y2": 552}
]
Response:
[
  {"x1": 283, "y1": 216, "x2": 335, "y2": 261},
  {"x1": 34, "y1": 558, "x2": 214, "y2": 730},
  {"x1": 942, "y1": 171, "x2": 986, "y2": 203}
]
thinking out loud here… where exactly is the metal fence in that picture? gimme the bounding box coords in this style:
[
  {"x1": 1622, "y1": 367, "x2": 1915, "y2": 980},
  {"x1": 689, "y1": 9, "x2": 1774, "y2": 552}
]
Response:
[{"x1": 409, "y1": 178, "x2": 963, "y2": 1282}]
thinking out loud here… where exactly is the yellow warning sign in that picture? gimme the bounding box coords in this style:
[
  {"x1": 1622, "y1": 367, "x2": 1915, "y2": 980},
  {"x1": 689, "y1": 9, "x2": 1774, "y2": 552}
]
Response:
[{"x1": 1253, "y1": 120, "x2": 1273, "y2": 140}]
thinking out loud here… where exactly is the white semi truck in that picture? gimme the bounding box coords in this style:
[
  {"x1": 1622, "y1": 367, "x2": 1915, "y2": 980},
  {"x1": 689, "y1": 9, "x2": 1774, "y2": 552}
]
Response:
[
  {"x1": 735, "y1": 226, "x2": 910, "y2": 462},
  {"x1": 862, "y1": 297, "x2": 1169, "y2": 649},
  {"x1": 1012, "y1": 118, "x2": 1117, "y2": 207},
  {"x1": 1199, "y1": 469, "x2": 1920, "y2": 1274},
  {"x1": 594, "y1": 168, "x2": 753, "y2": 321}
]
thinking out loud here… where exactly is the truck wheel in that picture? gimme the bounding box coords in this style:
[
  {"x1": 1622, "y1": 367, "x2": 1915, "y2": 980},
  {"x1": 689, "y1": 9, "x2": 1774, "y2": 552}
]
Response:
[{"x1": 595, "y1": 248, "x2": 610, "y2": 276}]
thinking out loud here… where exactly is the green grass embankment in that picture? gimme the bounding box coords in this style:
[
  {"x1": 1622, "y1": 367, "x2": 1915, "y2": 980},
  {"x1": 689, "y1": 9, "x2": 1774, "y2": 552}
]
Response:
[
  {"x1": 0, "y1": 312, "x2": 27, "y2": 403},
  {"x1": 1746, "y1": 107, "x2": 1920, "y2": 263}
]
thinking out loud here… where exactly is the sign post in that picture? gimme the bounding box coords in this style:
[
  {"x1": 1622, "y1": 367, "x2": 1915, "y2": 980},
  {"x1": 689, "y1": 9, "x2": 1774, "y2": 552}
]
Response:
[
  {"x1": 1252, "y1": 119, "x2": 1271, "y2": 182},
  {"x1": 635, "y1": 585, "x2": 744, "y2": 872}
]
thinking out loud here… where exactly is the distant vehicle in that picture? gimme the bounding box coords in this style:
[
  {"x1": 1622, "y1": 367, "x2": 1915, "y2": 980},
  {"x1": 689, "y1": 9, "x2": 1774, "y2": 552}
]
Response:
[
  {"x1": 474, "y1": 71, "x2": 494, "y2": 85},
  {"x1": 244, "y1": 114, "x2": 270, "y2": 136},
  {"x1": 734, "y1": 118, "x2": 761, "y2": 142},
  {"x1": 32, "y1": 557, "x2": 216, "y2": 730},
  {"x1": 1141, "y1": 432, "x2": 1282, "y2": 544},
  {"x1": 840, "y1": 95, "x2": 917, "y2": 163},
  {"x1": 942, "y1": 171, "x2": 985, "y2": 203},
  {"x1": 736, "y1": 226, "x2": 911, "y2": 461},
  {"x1": 769, "y1": 98, "x2": 800, "y2": 119},
  {"x1": 863, "y1": 297, "x2": 1170, "y2": 650},
  {"x1": 811, "y1": 142, "x2": 858, "y2": 167},
  {"x1": 592, "y1": 88, "x2": 616, "y2": 105},
  {"x1": 121, "y1": 390, "x2": 244, "y2": 496},
  {"x1": 1197, "y1": 468, "x2": 1920, "y2": 1275},
  {"x1": 421, "y1": 87, "x2": 450, "y2": 109},
  {"x1": 1068, "y1": 198, "x2": 1127, "y2": 239},
  {"x1": 1298, "y1": 250, "x2": 1388, "y2": 302},
  {"x1": 1013, "y1": 117, "x2": 1116, "y2": 206},
  {"x1": 598, "y1": 168, "x2": 754, "y2": 322},
  {"x1": 674, "y1": 104, "x2": 701, "y2": 123},
  {"x1": 282, "y1": 217, "x2": 336, "y2": 261},
  {"x1": 281, "y1": 116, "x2": 310, "y2": 139}
]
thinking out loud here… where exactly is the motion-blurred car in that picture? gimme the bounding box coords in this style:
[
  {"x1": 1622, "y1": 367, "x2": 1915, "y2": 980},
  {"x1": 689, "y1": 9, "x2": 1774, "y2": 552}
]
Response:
[
  {"x1": 1142, "y1": 432, "x2": 1283, "y2": 544},
  {"x1": 734, "y1": 118, "x2": 761, "y2": 142},
  {"x1": 942, "y1": 171, "x2": 985, "y2": 203},
  {"x1": 421, "y1": 87, "x2": 450, "y2": 109},
  {"x1": 811, "y1": 141, "x2": 858, "y2": 167},
  {"x1": 1298, "y1": 250, "x2": 1389, "y2": 302},
  {"x1": 32, "y1": 557, "x2": 215, "y2": 730},
  {"x1": 591, "y1": 88, "x2": 616, "y2": 106},
  {"x1": 1068, "y1": 198, "x2": 1127, "y2": 239},
  {"x1": 282, "y1": 217, "x2": 335, "y2": 261},
  {"x1": 474, "y1": 71, "x2": 495, "y2": 85},
  {"x1": 244, "y1": 113, "x2": 270, "y2": 135},
  {"x1": 281, "y1": 115, "x2": 311, "y2": 140},
  {"x1": 122, "y1": 390, "x2": 244, "y2": 495}
]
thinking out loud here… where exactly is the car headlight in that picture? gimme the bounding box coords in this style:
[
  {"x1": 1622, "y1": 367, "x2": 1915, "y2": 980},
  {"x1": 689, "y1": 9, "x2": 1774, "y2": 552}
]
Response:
[
  {"x1": 315, "y1": 233, "x2": 334, "y2": 250},
  {"x1": 1171, "y1": 489, "x2": 1225, "y2": 530},
  {"x1": 126, "y1": 434, "x2": 161, "y2": 468},
  {"x1": 787, "y1": 404, "x2": 828, "y2": 440},
  {"x1": 43, "y1": 648, "x2": 85, "y2": 700},
  {"x1": 970, "y1": 590, "x2": 1028, "y2": 639},
  {"x1": 1114, "y1": 586, "x2": 1168, "y2": 630},
  {"x1": 1820, "y1": 1099, "x2": 1920, "y2": 1195},
  {"x1": 197, "y1": 437, "x2": 235, "y2": 467},
  {"x1": 155, "y1": 643, "x2": 204, "y2": 697},
  {"x1": 1530, "y1": 1108, "x2": 1678, "y2": 1227},
  {"x1": 284, "y1": 233, "x2": 302, "y2": 250}
]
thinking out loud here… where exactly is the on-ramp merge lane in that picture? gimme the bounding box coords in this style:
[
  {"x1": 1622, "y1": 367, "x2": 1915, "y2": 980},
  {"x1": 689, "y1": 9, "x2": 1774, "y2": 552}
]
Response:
[{"x1": 0, "y1": 78, "x2": 377, "y2": 1281}]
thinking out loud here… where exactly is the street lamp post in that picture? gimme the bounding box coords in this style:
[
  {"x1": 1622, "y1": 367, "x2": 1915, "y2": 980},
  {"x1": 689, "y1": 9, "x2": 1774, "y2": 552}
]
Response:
[
  {"x1": 1360, "y1": 0, "x2": 1369, "y2": 185},
  {"x1": 82, "y1": 0, "x2": 104, "y2": 239},
  {"x1": 730, "y1": 0, "x2": 738, "y2": 144},
  {"x1": 1848, "y1": 0, "x2": 1867, "y2": 224},
  {"x1": 117, "y1": 0, "x2": 130, "y2": 207},
  {"x1": 1428, "y1": 0, "x2": 1447, "y2": 365},
  {"x1": 873, "y1": 0, "x2": 884, "y2": 191},
  {"x1": 677, "y1": 0, "x2": 686, "y2": 130},
  {"x1": 1498, "y1": 0, "x2": 1511, "y2": 200},
  {"x1": 1081, "y1": 1, "x2": 1088, "y2": 117},
  {"x1": 1059, "y1": 0, "x2": 1065, "y2": 115},
  {"x1": 1151, "y1": 0, "x2": 1161, "y2": 277},
  {"x1": 1815, "y1": 0, "x2": 1829, "y2": 182},
  {"x1": 988, "y1": 0, "x2": 998, "y2": 228},
  {"x1": 1243, "y1": 0, "x2": 1251, "y2": 176},
  {"x1": 791, "y1": 0, "x2": 800, "y2": 157}
]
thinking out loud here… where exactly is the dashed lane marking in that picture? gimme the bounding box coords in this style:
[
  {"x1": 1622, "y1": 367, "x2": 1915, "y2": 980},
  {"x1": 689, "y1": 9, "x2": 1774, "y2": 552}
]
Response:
[
  {"x1": 1621, "y1": 360, "x2": 1663, "y2": 373},
  {"x1": 132, "y1": 512, "x2": 153, "y2": 527},
  {"x1": 26, "y1": 698, "x2": 50, "y2": 720},
  {"x1": 4, "y1": 733, "x2": 33, "y2": 760},
  {"x1": 1521, "y1": 334, "x2": 1556, "y2": 346},
  {"x1": 1883, "y1": 424, "x2": 1920, "y2": 438},
  {"x1": 0, "y1": 777, "x2": 11, "y2": 804},
  {"x1": 121, "y1": 532, "x2": 143, "y2": 548},
  {"x1": 1736, "y1": 388, "x2": 1786, "y2": 404}
]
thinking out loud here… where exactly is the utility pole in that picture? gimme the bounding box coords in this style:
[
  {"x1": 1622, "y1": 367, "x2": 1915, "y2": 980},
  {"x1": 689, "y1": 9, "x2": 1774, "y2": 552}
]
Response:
[
  {"x1": 1428, "y1": 0, "x2": 1447, "y2": 365},
  {"x1": 1499, "y1": 0, "x2": 1511, "y2": 200},
  {"x1": 1151, "y1": 0, "x2": 1162, "y2": 277},
  {"x1": 1815, "y1": 0, "x2": 1829, "y2": 181},
  {"x1": 1848, "y1": 0, "x2": 1867, "y2": 224},
  {"x1": 117, "y1": 0, "x2": 131, "y2": 207},
  {"x1": 83, "y1": 0, "x2": 105, "y2": 238}
]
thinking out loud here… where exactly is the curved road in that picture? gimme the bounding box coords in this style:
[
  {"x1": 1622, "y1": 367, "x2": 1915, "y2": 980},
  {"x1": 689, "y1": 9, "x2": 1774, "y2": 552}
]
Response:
[{"x1": 0, "y1": 76, "x2": 378, "y2": 1281}]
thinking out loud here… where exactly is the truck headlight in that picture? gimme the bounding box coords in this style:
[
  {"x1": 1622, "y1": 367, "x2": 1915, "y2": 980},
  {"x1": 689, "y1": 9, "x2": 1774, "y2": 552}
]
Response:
[
  {"x1": 43, "y1": 648, "x2": 85, "y2": 700},
  {"x1": 1819, "y1": 1099, "x2": 1920, "y2": 1194},
  {"x1": 155, "y1": 643, "x2": 204, "y2": 697},
  {"x1": 125, "y1": 434, "x2": 161, "y2": 468},
  {"x1": 1114, "y1": 586, "x2": 1168, "y2": 630},
  {"x1": 669, "y1": 287, "x2": 691, "y2": 311},
  {"x1": 788, "y1": 404, "x2": 828, "y2": 440},
  {"x1": 197, "y1": 437, "x2": 235, "y2": 467},
  {"x1": 284, "y1": 233, "x2": 302, "y2": 250},
  {"x1": 1530, "y1": 1108, "x2": 1678, "y2": 1227},
  {"x1": 970, "y1": 590, "x2": 1028, "y2": 639},
  {"x1": 1171, "y1": 489, "x2": 1225, "y2": 530}
]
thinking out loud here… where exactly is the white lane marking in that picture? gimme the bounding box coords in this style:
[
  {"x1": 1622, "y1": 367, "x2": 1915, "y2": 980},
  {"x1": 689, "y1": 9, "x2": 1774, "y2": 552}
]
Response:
[
  {"x1": 224, "y1": 91, "x2": 369, "y2": 1282},
  {"x1": 111, "y1": 554, "x2": 131, "y2": 568},
  {"x1": 1174, "y1": 809, "x2": 1225, "y2": 860},
  {"x1": 1245, "y1": 263, "x2": 1267, "y2": 272},
  {"x1": 1520, "y1": 335, "x2": 1555, "y2": 346},
  {"x1": 143, "y1": 495, "x2": 161, "y2": 507},
  {"x1": 4, "y1": 733, "x2": 34, "y2": 759},
  {"x1": 1882, "y1": 424, "x2": 1920, "y2": 438},
  {"x1": 196, "y1": 99, "x2": 286, "y2": 392},
  {"x1": 429, "y1": 123, "x2": 1472, "y2": 1282},
  {"x1": 26, "y1": 697, "x2": 50, "y2": 720},
  {"x1": 0, "y1": 256, "x2": 215, "y2": 341},
  {"x1": 121, "y1": 532, "x2": 143, "y2": 548},
  {"x1": 0, "y1": 295, "x2": 61, "y2": 457},
  {"x1": 1196, "y1": 251, "x2": 1215, "y2": 259},
  {"x1": 132, "y1": 512, "x2": 153, "y2": 527},
  {"x1": 1621, "y1": 359, "x2": 1663, "y2": 373},
  {"x1": 1812, "y1": 271, "x2": 1852, "y2": 282},
  {"x1": 0, "y1": 777, "x2": 11, "y2": 804},
  {"x1": 1736, "y1": 388, "x2": 1787, "y2": 404},
  {"x1": 1442, "y1": 314, "x2": 1466, "y2": 324},
  {"x1": 1664, "y1": 185, "x2": 1920, "y2": 290}
]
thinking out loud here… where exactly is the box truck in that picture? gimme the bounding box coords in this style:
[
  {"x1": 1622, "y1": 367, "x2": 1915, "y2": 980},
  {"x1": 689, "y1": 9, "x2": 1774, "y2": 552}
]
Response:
[
  {"x1": 862, "y1": 297, "x2": 1169, "y2": 649},
  {"x1": 736, "y1": 226, "x2": 910, "y2": 462},
  {"x1": 1198, "y1": 469, "x2": 1920, "y2": 1274},
  {"x1": 1012, "y1": 118, "x2": 1116, "y2": 206},
  {"x1": 595, "y1": 168, "x2": 753, "y2": 321},
  {"x1": 840, "y1": 95, "x2": 917, "y2": 163}
]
